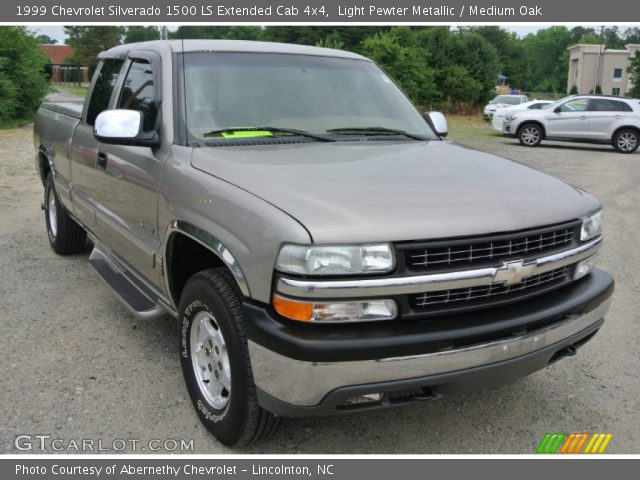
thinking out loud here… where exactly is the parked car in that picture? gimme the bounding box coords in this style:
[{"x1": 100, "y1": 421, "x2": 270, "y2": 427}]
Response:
[
  {"x1": 503, "y1": 95, "x2": 640, "y2": 153},
  {"x1": 34, "y1": 40, "x2": 613, "y2": 446},
  {"x1": 491, "y1": 100, "x2": 554, "y2": 131},
  {"x1": 483, "y1": 94, "x2": 529, "y2": 120}
]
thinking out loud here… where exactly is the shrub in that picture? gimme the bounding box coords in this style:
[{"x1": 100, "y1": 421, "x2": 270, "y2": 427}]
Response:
[{"x1": 0, "y1": 27, "x2": 50, "y2": 127}]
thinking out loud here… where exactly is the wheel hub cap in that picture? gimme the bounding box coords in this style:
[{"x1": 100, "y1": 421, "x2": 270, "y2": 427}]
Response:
[
  {"x1": 522, "y1": 127, "x2": 539, "y2": 145},
  {"x1": 190, "y1": 311, "x2": 231, "y2": 409},
  {"x1": 618, "y1": 133, "x2": 637, "y2": 152},
  {"x1": 48, "y1": 189, "x2": 57, "y2": 238}
]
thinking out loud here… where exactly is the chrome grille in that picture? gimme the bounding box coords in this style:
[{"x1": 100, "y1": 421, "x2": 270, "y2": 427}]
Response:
[
  {"x1": 406, "y1": 225, "x2": 576, "y2": 272},
  {"x1": 412, "y1": 266, "x2": 570, "y2": 309}
]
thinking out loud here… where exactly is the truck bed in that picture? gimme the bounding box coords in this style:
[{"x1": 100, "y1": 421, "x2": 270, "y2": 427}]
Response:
[{"x1": 40, "y1": 101, "x2": 83, "y2": 119}]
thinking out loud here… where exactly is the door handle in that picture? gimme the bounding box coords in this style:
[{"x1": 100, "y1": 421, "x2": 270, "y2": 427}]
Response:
[
  {"x1": 96, "y1": 151, "x2": 108, "y2": 169},
  {"x1": 580, "y1": 115, "x2": 587, "y2": 120}
]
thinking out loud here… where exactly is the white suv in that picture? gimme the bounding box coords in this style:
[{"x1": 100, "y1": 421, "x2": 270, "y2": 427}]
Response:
[{"x1": 502, "y1": 95, "x2": 640, "y2": 153}]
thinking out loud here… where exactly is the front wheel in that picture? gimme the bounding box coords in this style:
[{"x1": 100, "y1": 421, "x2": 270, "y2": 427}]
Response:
[
  {"x1": 612, "y1": 129, "x2": 639, "y2": 153},
  {"x1": 518, "y1": 124, "x2": 543, "y2": 147},
  {"x1": 44, "y1": 173, "x2": 87, "y2": 254},
  {"x1": 178, "y1": 268, "x2": 281, "y2": 446}
]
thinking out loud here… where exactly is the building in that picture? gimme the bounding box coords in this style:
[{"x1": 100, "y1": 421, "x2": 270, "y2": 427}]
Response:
[
  {"x1": 567, "y1": 44, "x2": 640, "y2": 96},
  {"x1": 37, "y1": 44, "x2": 89, "y2": 84},
  {"x1": 38, "y1": 44, "x2": 74, "y2": 64}
]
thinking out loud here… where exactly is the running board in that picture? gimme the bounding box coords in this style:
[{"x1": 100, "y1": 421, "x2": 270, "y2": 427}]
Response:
[{"x1": 89, "y1": 244, "x2": 172, "y2": 320}]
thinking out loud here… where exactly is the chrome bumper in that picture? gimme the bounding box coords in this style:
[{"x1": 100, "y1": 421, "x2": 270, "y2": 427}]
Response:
[
  {"x1": 248, "y1": 297, "x2": 610, "y2": 407},
  {"x1": 276, "y1": 237, "x2": 602, "y2": 299}
]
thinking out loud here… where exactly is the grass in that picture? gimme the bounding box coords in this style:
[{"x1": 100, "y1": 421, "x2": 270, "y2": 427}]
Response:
[
  {"x1": 0, "y1": 117, "x2": 35, "y2": 129},
  {"x1": 446, "y1": 114, "x2": 501, "y2": 143},
  {"x1": 55, "y1": 84, "x2": 89, "y2": 99}
]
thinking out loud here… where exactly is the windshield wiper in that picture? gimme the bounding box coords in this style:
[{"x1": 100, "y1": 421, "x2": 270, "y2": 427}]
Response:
[
  {"x1": 326, "y1": 127, "x2": 429, "y2": 141},
  {"x1": 202, "y1": 126, "x2": 335, "y2": 142}
]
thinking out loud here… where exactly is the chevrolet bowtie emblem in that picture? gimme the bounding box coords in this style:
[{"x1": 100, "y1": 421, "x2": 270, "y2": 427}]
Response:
[{"x1": 493, "y1": 260, "x2": 535, "y2": 285}]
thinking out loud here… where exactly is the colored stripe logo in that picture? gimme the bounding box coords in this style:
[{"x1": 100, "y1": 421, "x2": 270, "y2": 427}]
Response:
[{"x1": 537, "y1": 433, "x2": 612, "y2": 454}]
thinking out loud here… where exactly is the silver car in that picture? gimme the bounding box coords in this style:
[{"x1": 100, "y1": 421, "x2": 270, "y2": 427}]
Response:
[{"x1": 503, "y1": 94, "x2": 640, "y2": 153}]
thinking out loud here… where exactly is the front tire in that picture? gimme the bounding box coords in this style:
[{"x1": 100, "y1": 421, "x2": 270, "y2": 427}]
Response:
[
  {"x1": 178, "y1": 268, "x2": 280, "y2": 446},
  {"x1": 44, "y1": 173, "x2": 86, "y2": 254},
  {"x1": 518, "y1": 123, "x2": 543, "y2": 147},
  {"x1": 612, "y1": 129, "x2": 639, "y2": 153}
]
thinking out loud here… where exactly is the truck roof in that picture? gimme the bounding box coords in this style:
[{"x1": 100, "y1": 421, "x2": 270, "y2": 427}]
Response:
[{"x1": 99, "y1": 39, "x2": 369, "y2": 62}]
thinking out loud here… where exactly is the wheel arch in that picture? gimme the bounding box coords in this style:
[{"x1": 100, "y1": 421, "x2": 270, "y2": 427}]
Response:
[
  {"x1": 612, "y1": 125, "x2": 640, "y2": 140},
  {"x1": 164, "y1": 220, "x2": 251, "y2": 308},
  {"x1": 517, "y1": 120, "x2": 546, "y2": 139},
  {"x1": 37, "y1": 146, "x2": 53, "y2": 185}
]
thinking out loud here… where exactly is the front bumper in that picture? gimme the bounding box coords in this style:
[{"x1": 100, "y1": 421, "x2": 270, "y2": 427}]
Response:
[
  {"x1": 244, "y1": 269, "x2": 613, "y2": 416},
  {"x1": 502, "y1": 121, "x2": 516, "y2": 136}
]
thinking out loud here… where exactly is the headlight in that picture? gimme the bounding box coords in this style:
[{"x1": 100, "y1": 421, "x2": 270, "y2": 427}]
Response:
[
  {"x1": 275, "y1": 244, "x2": 395, "y2": 275},
  {"x1": 580, "y1": 210, "x2": 603, "y2": 241},
  {"x1": 273, "y1": 295, "x2": 397, "y2": 323},
  {"x1": 506, "y1": 114, "x2": 517, "y2": 121}
]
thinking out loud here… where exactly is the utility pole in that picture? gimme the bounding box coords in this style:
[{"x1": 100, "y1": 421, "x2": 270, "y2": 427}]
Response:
[
  {"x1": 160, "y1": 26, "x2": 168, "y2": 40},
  {"x1": 593, "y1": 26, "x2": 605, "y2": 93}
]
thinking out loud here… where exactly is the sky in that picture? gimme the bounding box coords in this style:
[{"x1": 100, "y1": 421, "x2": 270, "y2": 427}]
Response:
[{"x1": 28, "y1": 25, "x2": 546, "y2": 44}]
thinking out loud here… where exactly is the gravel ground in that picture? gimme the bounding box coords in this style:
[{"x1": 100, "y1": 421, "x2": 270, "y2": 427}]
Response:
[{"x1": 1, "y1": 120, "x2": 639, "y2": 454}]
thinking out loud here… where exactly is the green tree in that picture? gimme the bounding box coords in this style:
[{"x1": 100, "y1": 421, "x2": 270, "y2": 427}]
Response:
[
  {"x1": 64, "y1": 27, "x2": 124, "y2": 71},
  {"x1": 0, "y1": 27, "x2": 50, "y2": 127},
  {"x1": 315, "y1": 33, "x2": 345, "y2": 50},
  {"x1": 124, "y1": 26, "x2": 160, "y2": 43},
  {"x1": 464, "y1": 27, "x2": 528, "y2": 89},
  {"x1": 170, "y1": 26, "x2": 262, "y2": 41},
  {"x1": 35, "y1": 34, "x2": 57, "y2": 44},
  {"x1": 521, "y1": 27, "x2": 573, "y2": 92},
  {"x1": 360, "y1": 27, "x2": 436, "y2": 107},
  {"x1": 413, "y1": 27, "x2": 500, "y2": 107},
  {"x1": 627, "y1": 52, "x2": 640, "y2": 98},
  {"x1": 623, "y1": 28, "x2": 640, "y2": 44}
]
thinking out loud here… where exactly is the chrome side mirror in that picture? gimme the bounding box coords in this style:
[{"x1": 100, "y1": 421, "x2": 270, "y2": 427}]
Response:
[
  {"x1": 94, "y1": 110, "x2": 160, "y2": 147},
  {"x1": 424, "y1": 111, "x2": 448, "y2": 138}
]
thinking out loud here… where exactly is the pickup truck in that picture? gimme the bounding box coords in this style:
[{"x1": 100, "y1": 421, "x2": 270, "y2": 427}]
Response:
[{"x1": 34, "y1": 40, "x2": 614, "y2": 446}]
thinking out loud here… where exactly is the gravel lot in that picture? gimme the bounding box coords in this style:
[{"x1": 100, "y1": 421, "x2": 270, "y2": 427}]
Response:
[{"x1": 1, "y1": 119, "x2": 639, "y2": 454}]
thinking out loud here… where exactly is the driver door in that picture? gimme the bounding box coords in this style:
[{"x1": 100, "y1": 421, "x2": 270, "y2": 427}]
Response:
[{"x1": 546, "y1": 98, "x2": 590, "y2": 139}]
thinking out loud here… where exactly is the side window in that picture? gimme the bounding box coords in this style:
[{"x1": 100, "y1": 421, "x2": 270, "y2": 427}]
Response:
[
  {"x1": 590, "y1": 99, "x2": 632, "y2": 112},
  {"x1": 559, "y1": 99, "x2": 589, "y2": 112},
  {"x1": 117, "y1": 60, "x2": 158, "y2": 132},
  {"x1": 86, "y1": 60, "x2": 124, "y2": 126}
]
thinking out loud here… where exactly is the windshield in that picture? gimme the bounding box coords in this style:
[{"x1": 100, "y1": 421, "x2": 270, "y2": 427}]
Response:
[
  {"x1": 180, "y1": 52, "x2": 437, "y2": 142},
  {"x1": 492, "y1": 95, "x2": 524, "y2": 105}
]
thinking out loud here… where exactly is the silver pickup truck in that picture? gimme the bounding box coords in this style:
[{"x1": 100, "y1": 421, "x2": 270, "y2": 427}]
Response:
[{"x1": 34, "y1": 40, "x2": 614, "y2": 446}]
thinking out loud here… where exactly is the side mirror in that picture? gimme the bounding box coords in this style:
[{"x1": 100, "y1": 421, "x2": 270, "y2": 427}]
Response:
[
  {"x1": 554, "y1": 106, "x2": 562, "y2": 113},
  {"x1": 94, "y1": 110, "x2": 160, "y2": 148},
  {"x1": 423, "y1": 111, "x2": 448, "y2": 138}
]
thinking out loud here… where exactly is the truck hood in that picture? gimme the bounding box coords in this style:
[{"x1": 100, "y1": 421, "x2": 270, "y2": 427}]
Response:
[{"x1": 191, "y1": 140, "x2": 600, "y2": 243}]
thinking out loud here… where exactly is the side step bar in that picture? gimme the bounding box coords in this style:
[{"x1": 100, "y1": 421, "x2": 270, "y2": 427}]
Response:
[{"x1": 88, "y1": 243, "x2": 173, "y2": 320}]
